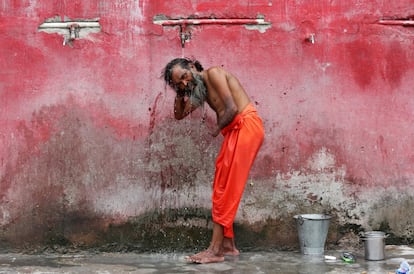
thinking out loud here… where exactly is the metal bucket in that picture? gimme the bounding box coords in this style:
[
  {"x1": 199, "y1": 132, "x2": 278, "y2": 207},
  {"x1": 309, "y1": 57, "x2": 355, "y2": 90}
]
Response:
[
  {"x1": 361, "y1": 231, "x2": 387, "y2": 261},
  {"x1": 294, "y1": 214, "x2": 331, "y2": 255}
]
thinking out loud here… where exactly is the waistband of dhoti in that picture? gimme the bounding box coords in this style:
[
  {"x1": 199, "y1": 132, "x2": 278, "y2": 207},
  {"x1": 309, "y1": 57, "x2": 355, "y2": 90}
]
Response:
[{"x1": 221, "y1": 103, "x2": 257, "y2": 135}]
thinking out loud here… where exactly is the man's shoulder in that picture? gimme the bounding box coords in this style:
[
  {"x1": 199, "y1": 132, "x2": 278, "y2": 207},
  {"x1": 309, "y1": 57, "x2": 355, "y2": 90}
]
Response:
[{"x1": 205, "y1": 66, "x2": 228, "y2": 78}]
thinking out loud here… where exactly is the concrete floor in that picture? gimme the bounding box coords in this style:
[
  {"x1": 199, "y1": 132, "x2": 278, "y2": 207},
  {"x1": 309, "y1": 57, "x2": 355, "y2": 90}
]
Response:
[{"x1": 0, "y1": 245, "x2": 412, "y2": 273}]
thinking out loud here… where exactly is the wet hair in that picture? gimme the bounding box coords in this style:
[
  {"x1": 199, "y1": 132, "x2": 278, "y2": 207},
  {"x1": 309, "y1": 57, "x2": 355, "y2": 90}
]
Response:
[{"x1": 162, "y1": 58, "x2": 204, "y2": 87}]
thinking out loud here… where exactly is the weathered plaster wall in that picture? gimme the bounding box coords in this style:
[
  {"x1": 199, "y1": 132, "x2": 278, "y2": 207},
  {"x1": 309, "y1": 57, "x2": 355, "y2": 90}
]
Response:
[{"x1": 1, "y1": 0, "x2": 414, "y2": 250}]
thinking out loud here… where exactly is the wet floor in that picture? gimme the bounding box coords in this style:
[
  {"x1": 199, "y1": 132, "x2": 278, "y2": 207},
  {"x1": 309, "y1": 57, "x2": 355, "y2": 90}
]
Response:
[{"x1": 0, "y1": 245, "x2": 412, "y2": 273}]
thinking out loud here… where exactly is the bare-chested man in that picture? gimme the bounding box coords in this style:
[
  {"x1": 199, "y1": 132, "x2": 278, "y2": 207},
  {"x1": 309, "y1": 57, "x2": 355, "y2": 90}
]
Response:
[{"x1": 162, "y1": 58, "x2": 264, "y2": 264}]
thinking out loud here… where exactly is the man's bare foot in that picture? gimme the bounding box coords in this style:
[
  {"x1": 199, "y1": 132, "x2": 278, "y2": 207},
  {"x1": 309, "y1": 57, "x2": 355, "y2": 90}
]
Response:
[
  {"x1": 222, "y1": 237, "x2": 240, "y2": 256},
  {"x1": 223, "y1": 248, "x2": 240, "y2": 256},
  {"x1": 185, "y1": 249, "x2": 225, "y2": 264}
]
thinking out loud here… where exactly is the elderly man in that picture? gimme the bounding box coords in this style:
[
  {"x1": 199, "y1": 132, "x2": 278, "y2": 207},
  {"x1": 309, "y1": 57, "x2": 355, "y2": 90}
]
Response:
[{"x1": 162, "y1": 58, "x2": 264, "y2": 264}]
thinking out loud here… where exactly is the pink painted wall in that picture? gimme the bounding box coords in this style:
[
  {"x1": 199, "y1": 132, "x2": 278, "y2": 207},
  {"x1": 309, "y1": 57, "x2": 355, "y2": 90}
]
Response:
[{"x1": 1, "y1": 0, "x2": 414, "y2": 248}]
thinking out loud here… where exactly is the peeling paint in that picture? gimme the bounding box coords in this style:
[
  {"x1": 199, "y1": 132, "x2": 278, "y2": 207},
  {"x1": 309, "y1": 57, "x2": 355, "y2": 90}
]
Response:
[
  {"x1": 244, "y1": 23, "x2": 272, "y2": 33},
  {"x1": 38, "y1": 16, "x2": 101, "y2": 46},
  {"x1": 306, "y1": 147, "x2": 336, "y2": 171}
]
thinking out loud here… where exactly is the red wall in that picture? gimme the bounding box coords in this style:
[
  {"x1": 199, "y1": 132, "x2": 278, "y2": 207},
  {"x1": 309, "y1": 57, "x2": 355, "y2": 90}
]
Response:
[{"x1": 1, "y1": 1, "x2": 414, "y2": 248}]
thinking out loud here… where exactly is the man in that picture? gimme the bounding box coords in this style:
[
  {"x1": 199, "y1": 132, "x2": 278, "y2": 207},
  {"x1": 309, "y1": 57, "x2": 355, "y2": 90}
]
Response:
[{"x1": 162, "y1": 58, "x2": 264, "y2": 264}]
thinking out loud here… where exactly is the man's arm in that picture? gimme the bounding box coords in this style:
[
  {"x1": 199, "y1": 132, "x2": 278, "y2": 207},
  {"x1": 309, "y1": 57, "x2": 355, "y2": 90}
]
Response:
[
  {"x1": 174, "y1": 95, "x2": 195, "y2": 120},
  {"x1": 207, "y1": 68, "x2": 238, "y2": 136}
]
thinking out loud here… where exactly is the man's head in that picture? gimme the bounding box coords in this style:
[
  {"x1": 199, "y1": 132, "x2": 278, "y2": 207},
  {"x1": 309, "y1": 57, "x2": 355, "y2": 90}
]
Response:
[
  {"x1": 163, "y1": 58, "x2": 203, "y2": 89},
  {"x1": 163, "y1": 58, "x2": 207, "y2": 107}
]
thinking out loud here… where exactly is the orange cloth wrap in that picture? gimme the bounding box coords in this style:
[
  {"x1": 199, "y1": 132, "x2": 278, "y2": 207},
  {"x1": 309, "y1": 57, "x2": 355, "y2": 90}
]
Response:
[{"x1": 212, "y1": 103, "x2": 264, "y2": 238}]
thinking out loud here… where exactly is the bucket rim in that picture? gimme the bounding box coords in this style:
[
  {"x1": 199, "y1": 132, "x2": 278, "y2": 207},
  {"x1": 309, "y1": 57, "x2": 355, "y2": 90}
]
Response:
[
  {"x1": 360, "y1": 231, "x2": 388, "y2": 239},
  {"x1": 293, "y1": 214, "x2": 332, "y2": 220}
]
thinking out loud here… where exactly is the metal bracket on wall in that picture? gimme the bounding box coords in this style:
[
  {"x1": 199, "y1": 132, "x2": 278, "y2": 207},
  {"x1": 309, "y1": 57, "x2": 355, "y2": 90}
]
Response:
[
  {"x1": 153, "y1": 16, "x2": 271, "y2": 48},
  {"x1": 38, "y1": 18, "x2": 101, "y2": 46},
  {"x1": 179, "y1": 24, "x2": 192, "y2": 48}
]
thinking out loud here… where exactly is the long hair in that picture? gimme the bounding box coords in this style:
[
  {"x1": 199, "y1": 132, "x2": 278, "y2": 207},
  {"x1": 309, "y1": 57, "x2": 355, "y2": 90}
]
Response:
[{"x1": 162, "y1": 58, "x2": 204, "y2": 88}]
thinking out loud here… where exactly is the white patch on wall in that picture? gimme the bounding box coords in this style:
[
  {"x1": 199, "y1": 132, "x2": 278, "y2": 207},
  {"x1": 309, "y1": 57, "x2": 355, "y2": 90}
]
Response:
[
  {"x1": 240, "y1": 169, "x2": 347, "y2": 224},
  {"x1": 38, "y1": 16, "x2": 101, "y2": 46},
  {"x1": 306, "y1": 147, "x2": 336, "y2": 171},
  {"x1": 0, "y1": 207, "x2": 10, "y2": 226}
]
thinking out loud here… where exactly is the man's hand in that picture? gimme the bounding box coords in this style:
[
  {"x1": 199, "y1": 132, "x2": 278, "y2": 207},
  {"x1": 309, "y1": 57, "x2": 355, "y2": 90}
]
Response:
[
  {"x1": 174, "y1": 95, "x2": 193, "y2": 120},
  {"x1": 182, "y1": 96, "x2": 192, "y2": 114}
]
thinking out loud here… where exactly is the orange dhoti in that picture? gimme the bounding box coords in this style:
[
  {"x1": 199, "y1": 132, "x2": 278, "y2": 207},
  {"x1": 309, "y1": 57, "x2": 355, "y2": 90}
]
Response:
[{"x1": 212, "y1": 103, "x2": 264, "y2": 238}]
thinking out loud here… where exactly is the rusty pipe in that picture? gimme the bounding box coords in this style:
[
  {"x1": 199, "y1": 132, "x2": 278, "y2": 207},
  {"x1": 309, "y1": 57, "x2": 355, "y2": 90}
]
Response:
[{"x1": 377, "y1": 19, "x2": 414, "y2": 26}]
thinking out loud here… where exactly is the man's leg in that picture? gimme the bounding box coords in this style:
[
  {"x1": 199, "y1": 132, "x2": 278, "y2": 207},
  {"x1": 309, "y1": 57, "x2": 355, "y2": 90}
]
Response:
[
  {"x1": 222, "y1": 237, "x2": 240, "y2": 256},
  {"x1": 186, "y1": 222, "x2": 225, "y2": 264}
]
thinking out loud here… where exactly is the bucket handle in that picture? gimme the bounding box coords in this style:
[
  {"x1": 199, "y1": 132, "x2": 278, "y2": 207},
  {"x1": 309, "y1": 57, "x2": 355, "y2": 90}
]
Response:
[
  {"x1": 297, "y1": 215, "x2": 304, "y2": 225},
  {"x1": 359, "y1": 232, "x2": 389, "y2": 240}
]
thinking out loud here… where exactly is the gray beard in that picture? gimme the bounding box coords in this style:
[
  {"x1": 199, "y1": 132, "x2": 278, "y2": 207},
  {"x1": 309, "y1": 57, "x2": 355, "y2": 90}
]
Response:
[{"x1": 188, "y1": 72, "x2": 208, "y2": 108}]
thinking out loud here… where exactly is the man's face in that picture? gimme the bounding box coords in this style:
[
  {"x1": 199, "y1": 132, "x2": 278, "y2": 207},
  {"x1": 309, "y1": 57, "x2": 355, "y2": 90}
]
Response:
[
  {"x1": 170, "y1": 64, "x2": 208, "y2": 107},
  {"x1": 170, "y1": 65, "x2": 196, "y2": 96}
]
